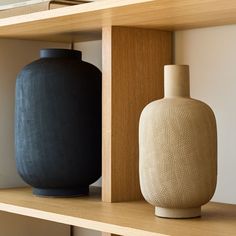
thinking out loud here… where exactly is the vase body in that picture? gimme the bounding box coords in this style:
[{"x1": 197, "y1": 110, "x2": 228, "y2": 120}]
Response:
[
  {"x1": 15, "y1": 49, "x2": 101, "y2": 197},
  {"x1": 139, "y1": 65, "x2": 217, "y2": 218}
]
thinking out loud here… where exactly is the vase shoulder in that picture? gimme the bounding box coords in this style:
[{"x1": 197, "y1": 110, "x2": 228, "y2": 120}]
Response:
[{"x1": 143, "y1": 97, "x2": 213, "y2": 111}]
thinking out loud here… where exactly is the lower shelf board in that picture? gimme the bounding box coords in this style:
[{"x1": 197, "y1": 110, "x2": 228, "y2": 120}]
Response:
[{"x1": 0, "y1": 187, "x2": 235, "y2": 236}]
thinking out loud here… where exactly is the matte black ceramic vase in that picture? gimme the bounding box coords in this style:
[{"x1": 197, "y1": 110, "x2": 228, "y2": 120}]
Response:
[{"x1": 15, "y1": 49, "x2": 101, "y2": 197}]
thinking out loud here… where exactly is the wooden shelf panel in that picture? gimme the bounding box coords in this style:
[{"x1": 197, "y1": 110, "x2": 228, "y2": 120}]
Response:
[
  {"x1": 0, "y1": 187, "x2": 235, "y2": 236},
  {"x1": 1, "y1": 0, "x2": 236, "y2": 42}
]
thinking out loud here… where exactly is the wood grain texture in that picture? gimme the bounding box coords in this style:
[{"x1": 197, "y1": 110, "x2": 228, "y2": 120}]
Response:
[
  {"x1": 0, "y1": 187, "x2": 235, "y2": 236},
  {"x1": 102, "y1": 26, "x2": 172, "y2": 202},
  {"x1": 0, "y1": 1, "x2": 81, "y2": 19},
  {"x1": 0, "y1": 211, "x2": 70, "y2": 236},
  {"x1": 102, "y1": 26, "x2": 112, "y2": 203},
  {"x1": 1, "y1": 0, "x2": 236, "y2": 41}
]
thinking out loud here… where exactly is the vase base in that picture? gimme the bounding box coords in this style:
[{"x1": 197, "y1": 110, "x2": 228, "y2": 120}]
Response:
[
  {"x1": 33, "y1": 186, "x2": 89, "y2": 197},
  {"x1": 155, "y1": 207, "x2": 201, "y2": 219}
]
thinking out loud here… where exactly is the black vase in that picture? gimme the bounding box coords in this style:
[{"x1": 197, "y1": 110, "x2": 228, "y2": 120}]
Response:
[{"x1": 15, "y1": 49, "x2": 101, "y2": 197}]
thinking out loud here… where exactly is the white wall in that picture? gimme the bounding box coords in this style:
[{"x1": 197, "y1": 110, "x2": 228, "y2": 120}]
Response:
[
  {"x1": 75, "y1": 40, "x2": 102, "y2": 70},
  {"x1": 175, "y1": 25, "x2": 236, "y2": 204}
]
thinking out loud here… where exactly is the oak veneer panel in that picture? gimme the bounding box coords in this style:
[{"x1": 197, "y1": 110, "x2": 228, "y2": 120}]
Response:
[
  {"x1": 1, "y1": 0, "x2": 236, "y2": 41},
  {"x1": 102, "y1": 26, "x2": 172, "y2": 202},
  {"x1": 0, "y1": 187, "x2": 235, "y2": 236},
  {"x1": 0, "y1": 211, "x2": 70, "y2": 236}
]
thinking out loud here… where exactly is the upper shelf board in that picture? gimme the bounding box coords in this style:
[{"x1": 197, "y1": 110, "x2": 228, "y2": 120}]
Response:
[
  {"x1": 0, "y1": 187, "x2": 236, "y2": 236},
  {"x1": 0, "y1": 0, "x2": 236, "y2": 42}
]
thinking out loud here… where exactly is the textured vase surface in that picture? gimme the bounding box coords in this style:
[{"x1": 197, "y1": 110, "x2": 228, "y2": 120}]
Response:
[
  {"x1": 15, "y1": 49, "x2": 101, "y2": 197},
  {"x1": 139, "y1": 65, "x2": 217, "y2": 218}
]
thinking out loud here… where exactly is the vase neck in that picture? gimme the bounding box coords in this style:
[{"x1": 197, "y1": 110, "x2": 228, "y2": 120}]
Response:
[
  {"x1": 40, "y1": 49, "x2": 82, "y2": 59},
  {"x1": 164, "y1": 65, "x2": 190, "y2": 98}
]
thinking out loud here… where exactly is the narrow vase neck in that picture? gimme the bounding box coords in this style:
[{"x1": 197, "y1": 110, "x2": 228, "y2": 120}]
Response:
[{"x1": 164, "y1": 65, "x2": 190, "y2": 98}]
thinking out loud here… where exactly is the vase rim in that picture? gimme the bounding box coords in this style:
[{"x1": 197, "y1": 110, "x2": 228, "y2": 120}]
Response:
[
  {"x1": 40, "y1": 49, "x2": 82, "y2": 59},
  {"x1": 164, "y1": 64, "x2": 189, "y2": 68}
]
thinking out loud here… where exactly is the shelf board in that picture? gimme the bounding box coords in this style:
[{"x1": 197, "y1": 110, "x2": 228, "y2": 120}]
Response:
[
  {"x1": 0, "y1": 187, "x2": 235, "y2": 236},
  {"x1": 0, "y1": 0, "x2": 236, "y2": 42}
]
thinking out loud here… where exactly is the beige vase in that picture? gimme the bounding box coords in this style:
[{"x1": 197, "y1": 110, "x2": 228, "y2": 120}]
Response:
[{"x1": 139, "y1": 65, "x2": 217, "y2": 218}]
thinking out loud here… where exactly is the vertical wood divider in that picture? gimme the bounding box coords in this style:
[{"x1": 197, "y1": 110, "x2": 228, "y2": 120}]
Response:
[{"x1": 102, "y1": 26, "x2": 172, "y2": 205}]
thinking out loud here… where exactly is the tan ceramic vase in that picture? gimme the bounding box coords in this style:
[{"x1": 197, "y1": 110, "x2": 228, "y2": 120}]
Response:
[{"x1": 139, "y1": 65, "x2": 217, "y2": 218}]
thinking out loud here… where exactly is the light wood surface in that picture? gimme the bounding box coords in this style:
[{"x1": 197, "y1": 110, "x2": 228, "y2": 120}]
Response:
[
  {"x1": 1, "y1": 0, "x2": 236, "y2": 41},
  {"x1": 101, "y1": 26, "x2": 113, "y2": 236},
  {"x1": 0, "y1": 1, "x2": 82, "y2": 19},
  {"x1": 0, "y1": 187, "x2": 235, "y2": 236},
  {"x1": 102, "y1": 26, "x2": 172, "y2": 202},
  {"x1": 0, "y1": 211, "x2": 70, "y2": 236},
  {"x1": 102, "y1": 233, "x2": 118, "y2": 236}
]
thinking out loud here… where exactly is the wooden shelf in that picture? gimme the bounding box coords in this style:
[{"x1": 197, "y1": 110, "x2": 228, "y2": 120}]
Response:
[
  {"x1": 0, "y1": 2, "x2": 234, "y2": 235},
  {"x1": 0, "y1": 0, "x2": 236, "y2": 42},
  {"x1": 0, "y1": 187, "x2": 235, "y2": 236}
]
